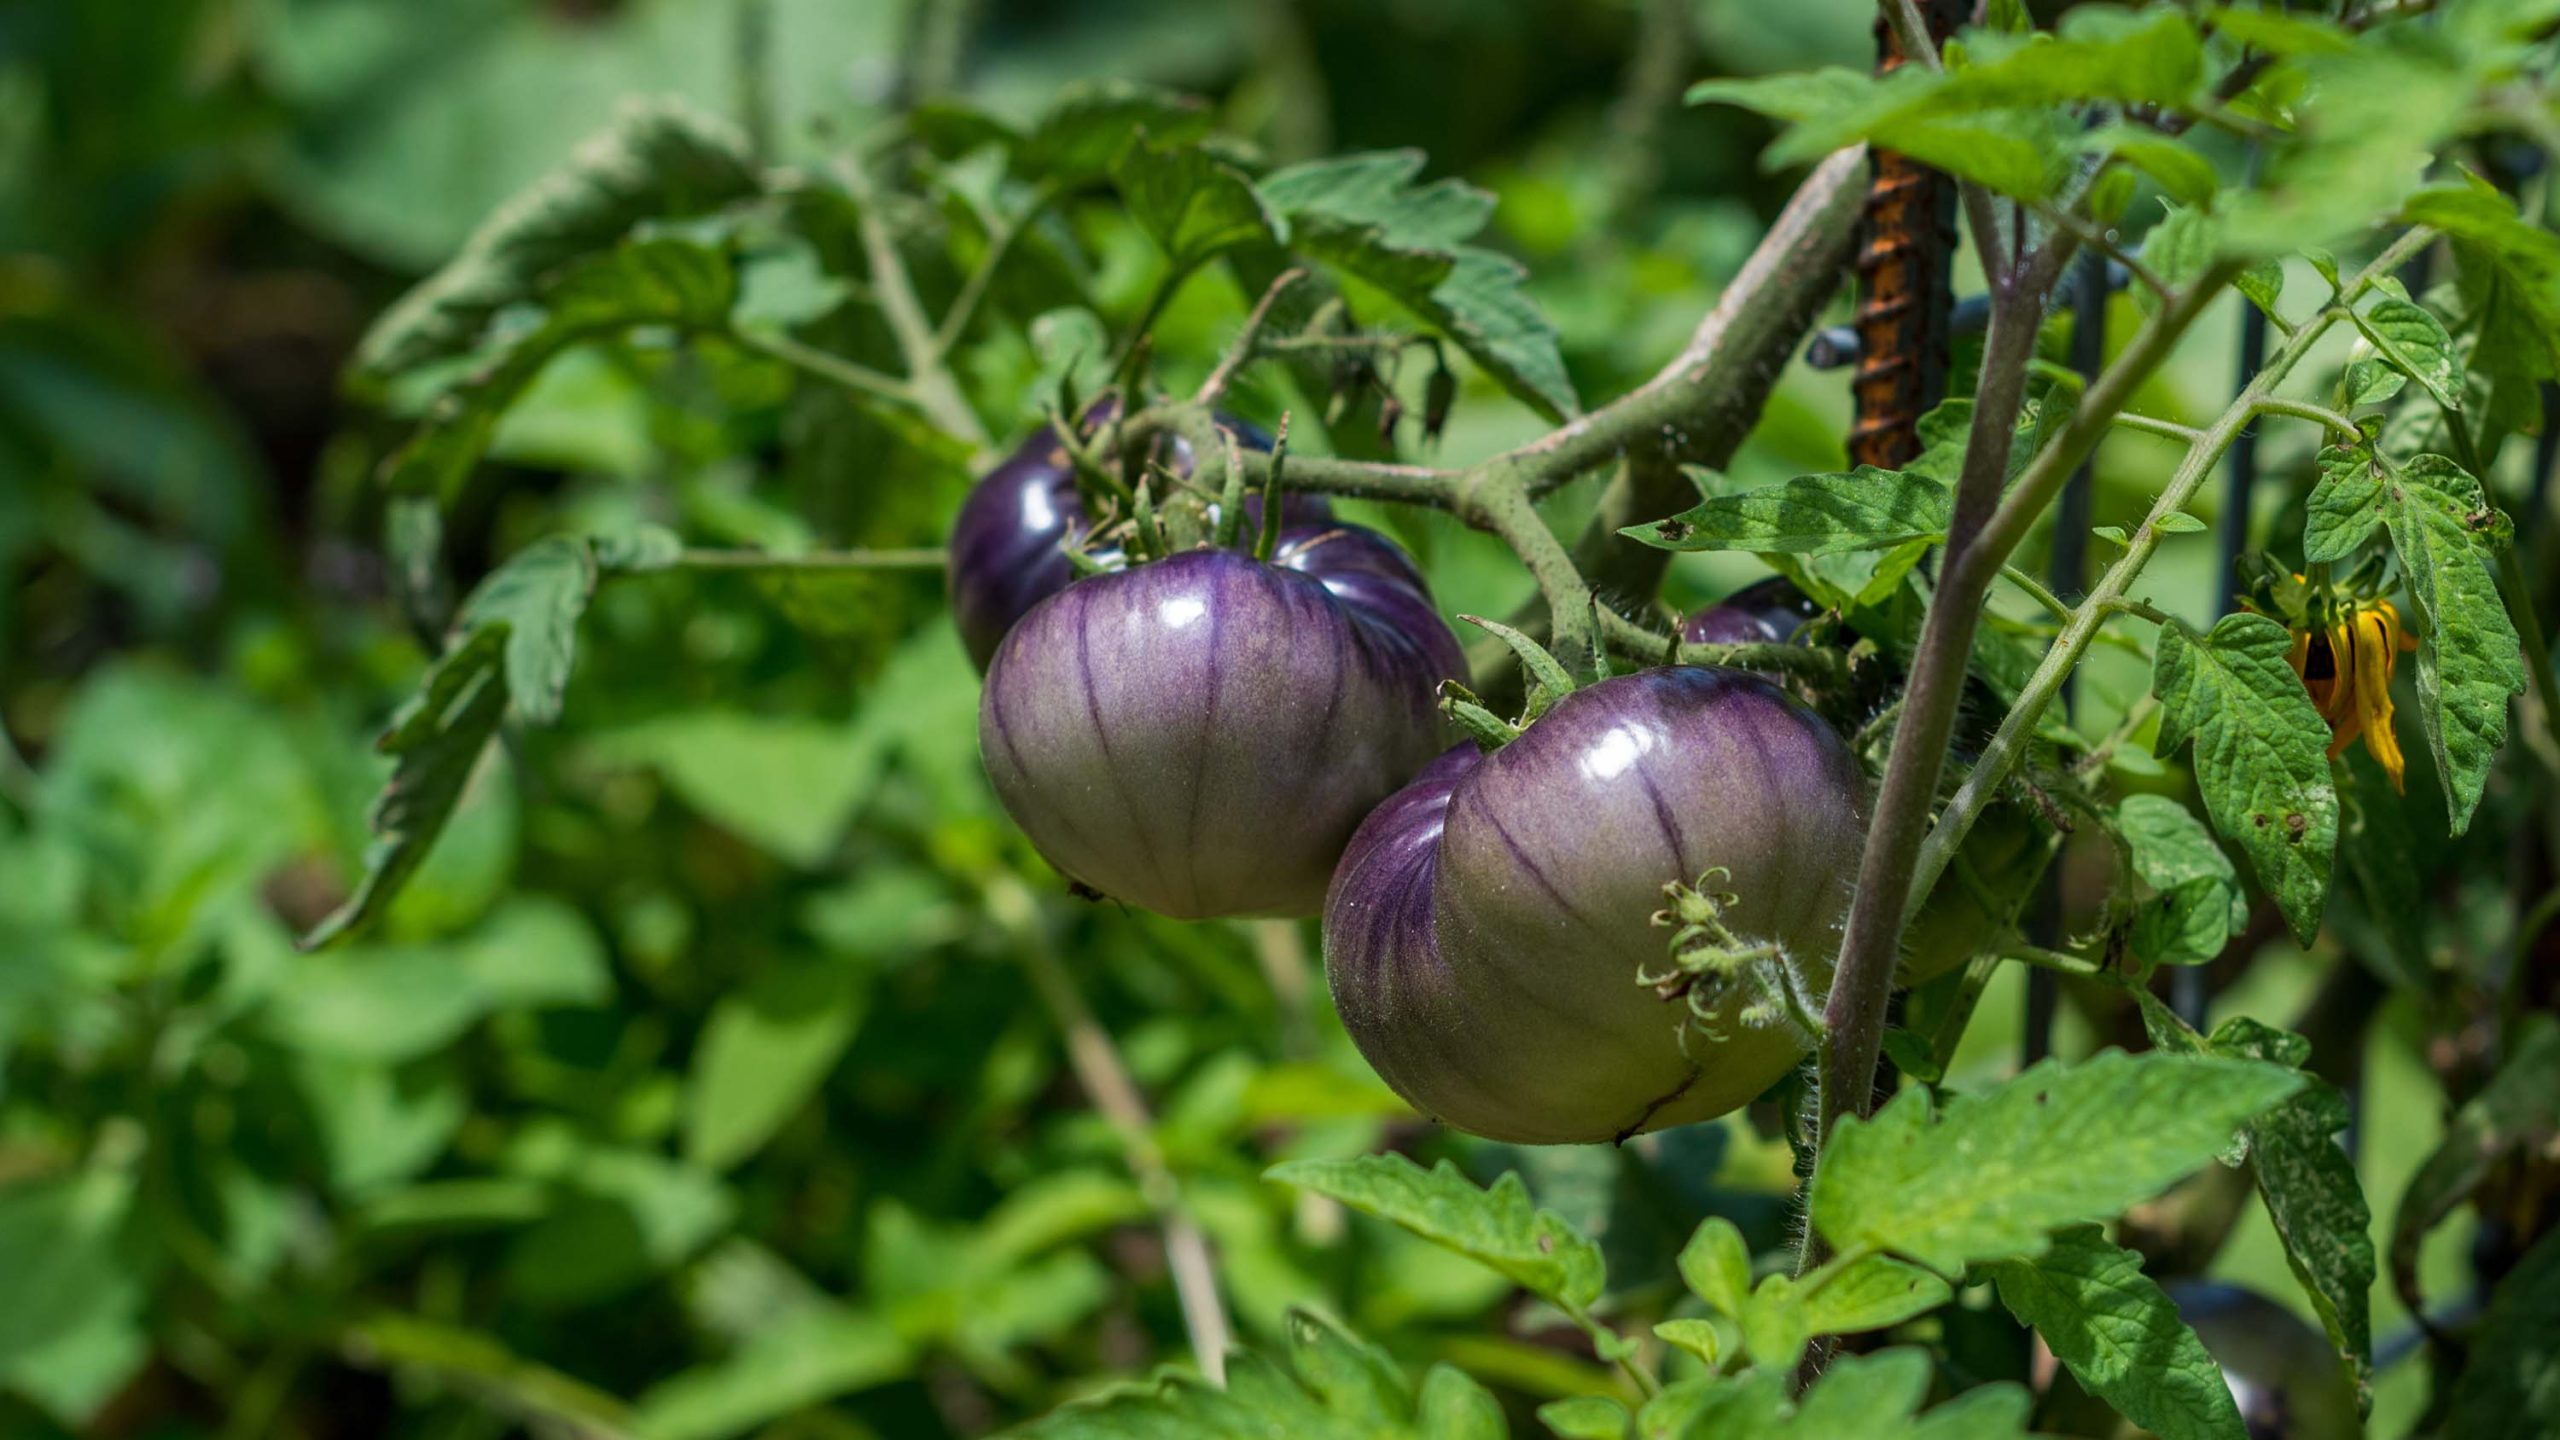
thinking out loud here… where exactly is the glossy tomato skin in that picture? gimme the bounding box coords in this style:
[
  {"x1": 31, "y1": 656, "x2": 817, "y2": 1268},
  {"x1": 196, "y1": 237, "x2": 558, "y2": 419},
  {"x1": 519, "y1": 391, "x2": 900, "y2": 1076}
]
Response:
[
  {"x1": 1325, "y1": 667, "x2": 1869, "y2": 1144},
  {"x1": 1680, "y1": 575, "x2": 1826, "y2": 647},
  {"x1": 2156, "y1": 1281, "x2": 2361, "y2": 1440},
  {"x1": 980, "y1": 523, "x2": 1463, "y2": 920},
  {"x1": 948, "y1": 412, "x2": 1294, "y2": 671}
]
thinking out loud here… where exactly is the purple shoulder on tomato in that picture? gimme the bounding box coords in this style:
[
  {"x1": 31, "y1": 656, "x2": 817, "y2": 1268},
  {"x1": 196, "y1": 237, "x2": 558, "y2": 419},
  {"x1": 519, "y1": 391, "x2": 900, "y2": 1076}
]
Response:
[
  {"x1": 1679, "y1": 575, "x2": 1824, "y2": 647},
  {"x1": 980, "y1": 545, "x2": 1459, "y2": 919},
  {"x1": 1324, "y1": 665, "x2": 1868, "y2": 1144},
  {"x1": 1270, "y1": 523, "x2": 1468, "y2": 683},
  {"x1": 948, "y1": 408, "x2": 1317, "y2": 670}
]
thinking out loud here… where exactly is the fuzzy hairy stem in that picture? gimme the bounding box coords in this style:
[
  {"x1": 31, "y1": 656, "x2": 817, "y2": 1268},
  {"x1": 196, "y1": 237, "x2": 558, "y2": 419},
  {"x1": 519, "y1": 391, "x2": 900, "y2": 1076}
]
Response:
[
  {"x1": 1814, "y1": 241, "x2": 2250, "y2": 1167},
  {"x1": 1566, "y1": 148, "x2": 1871, "y2": 603},
  {"x1": 1907, "y1": 229, "x2": 2437, "y2": 919},
  {"x1": 1594, "y1": 604, "x2": 1849, "y2": 681},
  {"x1": 1811, "y1": 258, "x2": 2067, "y2": 1150}
]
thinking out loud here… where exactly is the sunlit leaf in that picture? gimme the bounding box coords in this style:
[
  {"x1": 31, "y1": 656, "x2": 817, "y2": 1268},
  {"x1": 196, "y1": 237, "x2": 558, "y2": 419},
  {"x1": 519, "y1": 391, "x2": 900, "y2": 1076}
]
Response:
[
  {"x1": 1624, "y1": 469, "x2": 1950, "y2": 554},
  {"x1": 1267, "y1": 1154, "x2": 1604, "y2": 1311},
  {"x1": 2151, "y1": 614, "x2": 2339, "y2": 940},
  {"x1": 2304, "y1": 447, "x2": 2521, "y2": 832},
  {"x1": 353, "y1": 99, "x2": 756, "y2": 382},
  {"x1": 1988, "y1": 1226, "x2": 2245, "y2": 1440},
  {"x1": 1810, "y1": 1051, "x2": 2303, "y2": 1273}
]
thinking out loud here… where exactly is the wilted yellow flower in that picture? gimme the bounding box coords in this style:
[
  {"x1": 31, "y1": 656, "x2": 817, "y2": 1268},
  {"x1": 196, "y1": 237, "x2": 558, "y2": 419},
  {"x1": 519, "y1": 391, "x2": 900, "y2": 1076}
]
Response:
[{"x1": 2286, "y1": 598, "x2": 2415, "y2": 791}]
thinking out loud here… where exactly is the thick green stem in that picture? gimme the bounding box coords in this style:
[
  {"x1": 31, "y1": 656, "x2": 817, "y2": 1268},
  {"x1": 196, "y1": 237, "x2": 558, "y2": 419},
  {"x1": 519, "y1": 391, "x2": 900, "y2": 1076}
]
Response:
[
  {"x1": 1593, "y1": 604, "x2": 1848, "y2": 681},
  {"x1": 1562, "y1": 147, "x2": 1870, "y2": 604},
  {"x1": 1907, "y1": 230, "x2": 2437, "y2": 918},
  {"x1": 1813, "y1": 257, "x2": 2073, "y2": 1145},
  {"x1": 1474, "y1": 478, "x2": 1599, "y2": 677}
]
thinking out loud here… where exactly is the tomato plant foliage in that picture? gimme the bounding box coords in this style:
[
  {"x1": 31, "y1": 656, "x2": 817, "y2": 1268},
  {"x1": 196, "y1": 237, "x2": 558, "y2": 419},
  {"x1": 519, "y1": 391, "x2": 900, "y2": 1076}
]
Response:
[{"x1": 5, "y1": 1, "x2": 2560, "y2": 1437}]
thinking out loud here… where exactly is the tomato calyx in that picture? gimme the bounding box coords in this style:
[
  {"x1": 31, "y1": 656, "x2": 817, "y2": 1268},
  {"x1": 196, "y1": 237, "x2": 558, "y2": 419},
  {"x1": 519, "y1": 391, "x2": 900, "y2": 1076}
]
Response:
[
  {"x1": 1636, "y1": 867, "x2": 1828, "y2": 1050},
  {"x1": 1437, "y1": 611, "x2": 1609, "y2": 752}
]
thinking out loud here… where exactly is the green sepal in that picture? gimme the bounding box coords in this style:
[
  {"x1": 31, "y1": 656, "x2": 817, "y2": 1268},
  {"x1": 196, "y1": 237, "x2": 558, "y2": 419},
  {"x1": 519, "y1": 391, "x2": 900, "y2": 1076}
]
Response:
[
  {"x1": 1457, "y1": 614, "x2": 1578, "y2": 723},
  {"x1": 1440, "y1": 681, "x2": 1521, "y2": 751}
]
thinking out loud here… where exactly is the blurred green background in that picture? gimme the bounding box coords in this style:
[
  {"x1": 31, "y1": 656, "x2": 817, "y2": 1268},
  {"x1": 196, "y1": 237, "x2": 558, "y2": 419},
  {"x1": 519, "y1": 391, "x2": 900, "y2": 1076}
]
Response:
[{"x1": 0, "y1": 1, "x2": 2481, "y2": 1435}]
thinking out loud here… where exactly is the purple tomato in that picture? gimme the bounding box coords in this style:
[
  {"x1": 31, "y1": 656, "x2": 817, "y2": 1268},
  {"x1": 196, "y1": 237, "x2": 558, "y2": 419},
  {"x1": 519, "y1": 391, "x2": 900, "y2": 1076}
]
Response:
[
  {"x1": 948, "y1": 409, "x2": 1303, "y2": 671},
  {"x1": 1323, "y1": 666, "x2": 1871, "y2": 1144},
  {"x1": 979, "y1": 522, "x2": 1463, "y2": 920},
  {"x1": 1680, "y1": 575, "x2": 1826, "y2": 647}
]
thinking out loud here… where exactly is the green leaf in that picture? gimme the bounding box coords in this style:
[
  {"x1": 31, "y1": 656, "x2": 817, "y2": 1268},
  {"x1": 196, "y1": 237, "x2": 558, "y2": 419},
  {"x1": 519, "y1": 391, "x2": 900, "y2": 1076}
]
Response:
[
  {"x1": 2139, "y1": 202, "x2": 2222, "y2": 312},
  {"x1": 2403, "y1": 177, "x2": 2560, "y2": 417},
  {"x1": 2094, "y1": 525, "x2": 2131, "y2": 547},
  {"x1": 1676, "y1": 1217, "x2": 1753, "y2": 1318},
  {"x1": 682, "y1": 962, "x2": 868, "y2": 1173},
  {"x1": 1987, "y1": 1226, "x2": 2246, "y2": 1440},
  {"x1": 2351, "y1": 298, "x2": 2463, "y2": 413},
  {"x1": 2115, "y1": 795, "x2": 2247, "y2": 968},
  {"x1": 506, "y1": 1144, "x2": 736, "y2": 1306},
  {"x1": 2441, "y1": 1228, "x2": 2560, "y2": 1438},
  {"x1": 1258, "y1": 150, "x2": 1577, "y2": 421},
  {"x1": 1016, "y1": 82, "x2": 1212, "y2": 184},
  {"x1": 1110, "y1": 138, "x2": 1281, "y2": 271},
  {"x1": 1256, "y1": 150, "x2": 1495, "y2": 249},
  {"x1": 1636, "y1": 1349, "x2": 2032, "y2": 1440},
  {"x1": 270, "y1": 899, "x2": 609, "y2": 1061},
  {"x1": 1651, "y1": 1320, "x2": 1720, "y2": 1367},
  {"x1": 2391, "y1": 1016, "x2": 2560, "y2": 1321},
  {"x1": 0, "y1": 1171, "x2": 137, "y2": 1372},
  {"x1": 1809, "y1": 1050, "x2": 2304, "y2": 1273},
  {"x1": 1625, "y1": 469, "x2": 1950, "y2": 555},
  {"x1": 1706, "y1": 9, "x2": 2202, "y2": 200},
  {"x1": 2082, "y1": 126, "x2": 2218, "y2": 207},
  {"x1": 454, "y1": 538, "x2": 598, "y2": 726},
  {"x1": 2223, "y1": 40, "x2": 2476, "y2": 257},
  {"x1": 1266, "y1": 1155, "x2": 1603, "y2": 1311},
  {"x1": 2150, "y1": 614, "x2": 2340, "y2": 941},
  {"x1": 2304, "y1": 447, "x2": 2522, "y2": 832},
  {"x1": 2212, "y1": 1023, "x2": 2375, "y2": 1395},
  {"x1": 1011, "y1": 1308, "x2": 1502, "y2": 1440},
  {"x1": 302, "y1": 628, "x2": 510, "y2": 951},
  {"x1": 592, "y1": 711, "x2": 881, "y2": 867},
  {"x1": 304, "y1": 528, "x2": 676, "y2": 948},
  {"x1": 632, "y1": 1308, "x2": 910, "y2": 1440},
  {"x1": 2342, "y1": 357, "x2": 2410, "y2": 407},
  {"x1": 1741, "y1": 1253, "x2": 1951, "y2": 1366},
  {"x1": 1539, "y1": 1395, "x2": 1632, "y2": 1440},
  {"x1": 2153, "y1": 510, "x2": 2207, "y2": 534},
  {"x1": 2235, "y1": 260, "x2": 2286, "y2": 323},
  {"x1": 2135, "y1": 998, "x2": 2376, "y2": 1394},
  {"x1": 351, "y1": 98, "x2": 757, "y2": 382},
  {"x1": 384, "y1": 239, "x2": 739, "y2": 500},
  {"x1": 2205, "y1": 6, "x2": 2354, "y2": 55}
]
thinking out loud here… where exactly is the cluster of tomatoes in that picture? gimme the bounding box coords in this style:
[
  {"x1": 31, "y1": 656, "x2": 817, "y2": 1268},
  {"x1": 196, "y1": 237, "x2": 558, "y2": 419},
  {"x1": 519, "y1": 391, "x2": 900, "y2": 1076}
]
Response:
[{"x1": 952, "y1": 416, "x2": 1970, "y2": 1145}]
